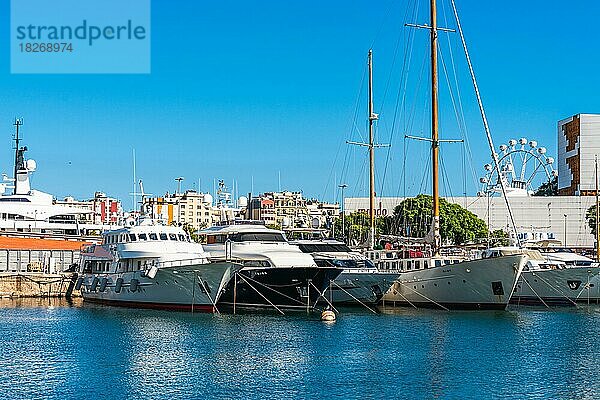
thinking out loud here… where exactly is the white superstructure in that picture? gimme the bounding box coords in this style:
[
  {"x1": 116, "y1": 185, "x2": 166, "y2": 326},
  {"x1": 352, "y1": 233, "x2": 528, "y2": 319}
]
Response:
[{"x1": 77, "y1": 218, "x2": 241, "y2": 311}]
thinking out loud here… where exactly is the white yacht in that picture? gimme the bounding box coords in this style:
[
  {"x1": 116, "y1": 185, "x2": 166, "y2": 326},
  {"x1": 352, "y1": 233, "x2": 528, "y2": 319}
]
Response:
[
  {"x1": 198, "y1": 222, "x2": 343, "y2": 311},
  {"x1": 368, "y1": 246, "x2": 526, "y2": 310},
  {"x1": 496, "y1": 247, "x2": 600, "y2": 306},
  {"x1": 291, "y1": 239, "x2": 398, "y2": 306},
  {"x1": 0, "y1": 120, "x2": 120, "y2": 236},
  {"x1": 538, "y1": 248, "x2": 600, "y2": 304},
  {"x1": 76, "y1": 218, "x2": 242, "y2": 312}
]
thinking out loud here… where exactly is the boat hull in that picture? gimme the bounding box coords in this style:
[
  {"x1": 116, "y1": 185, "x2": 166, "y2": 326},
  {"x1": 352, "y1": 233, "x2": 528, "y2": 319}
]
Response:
[
  {"x1": 217, "y1": 267, "x2": 342, "y2": 311},
  {"x1": 511, "y1": 267, "x2": 600, "y2": 306},
  {"x1": 322, "y1": 270, "x2": 398, "y2": 306},
  {"x1": 382, "y1": 255, "x2": 526, "y2": 310},
  {"x1": 80, "y1": 261, "x2": 240, "y2": 312}
]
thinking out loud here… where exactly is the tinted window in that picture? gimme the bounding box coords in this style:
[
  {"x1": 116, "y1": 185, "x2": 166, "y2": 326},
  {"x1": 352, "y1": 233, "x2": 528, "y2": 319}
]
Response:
[
  {"x1": 128, "y1": 234, "x2": 137, "y2": 242},
  {"x1": 230, "y1": 233, "x2": 286, "y2": 242},
  {"x1": 297, "y1": 243, "x2": 352, "y2": 253},
  {"x1": 178, "y1": 234, "x2": 186, "y2": 241},
  {"x1": 149, "y1": 233, "x2": 158, "y2": 240},
  {"x1": 159, "y1": 233, "x2": 168, "y2": 240},
  {"x1": 138, "y1": 233, "x2": 147, "y2": 241},
  {"x1": 169, "y1": 233, "x2": 177, "y2": 241}
]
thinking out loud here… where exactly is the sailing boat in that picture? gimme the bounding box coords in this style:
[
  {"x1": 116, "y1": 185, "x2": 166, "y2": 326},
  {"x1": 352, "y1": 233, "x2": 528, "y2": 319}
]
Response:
[{"x1": 368, "y1": 0, "x2": 527, "y2": 309}]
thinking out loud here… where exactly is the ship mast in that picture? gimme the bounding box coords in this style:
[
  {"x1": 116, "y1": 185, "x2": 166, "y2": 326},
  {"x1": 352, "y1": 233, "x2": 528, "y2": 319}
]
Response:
[
  {"x1": 368, "y1": 49, "x2": 377, "y2": 250},
  {"x1": 13, "y1": 119, "x2": 22, "y2": 195},
  {"x1": 594, "y1": 156, "x2": 600, "y2": 262},
  {"x1": 430, "y1": 0, "x2": 441, "y2": 254}
]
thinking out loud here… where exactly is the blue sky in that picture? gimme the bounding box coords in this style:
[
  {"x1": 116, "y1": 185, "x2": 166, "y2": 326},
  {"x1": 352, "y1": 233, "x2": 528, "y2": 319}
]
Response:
[{"x1": 0, "y1": 0, "x2": 598, "y2": 210}]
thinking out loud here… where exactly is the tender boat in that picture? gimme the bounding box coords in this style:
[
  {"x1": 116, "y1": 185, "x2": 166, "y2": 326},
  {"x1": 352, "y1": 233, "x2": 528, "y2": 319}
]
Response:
[
  {"x1": 77, "y1": 218, "x2": 242, "y2": 312},
  {"x1": 291, "y1": 239, "x2": 398, "y2": 306},
  {"x1": 198, "y1": 221, "x2": 343, "y2": 312}
]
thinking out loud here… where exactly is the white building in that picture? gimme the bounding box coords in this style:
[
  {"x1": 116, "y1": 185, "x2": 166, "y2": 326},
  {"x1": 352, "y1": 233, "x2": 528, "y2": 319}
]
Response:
[
  {"x1": 345, "y1": 196, "x2": 595, "y2": 248},
  {"x1": 558, "y1": 113, "x2": 600, "y2": 196}
]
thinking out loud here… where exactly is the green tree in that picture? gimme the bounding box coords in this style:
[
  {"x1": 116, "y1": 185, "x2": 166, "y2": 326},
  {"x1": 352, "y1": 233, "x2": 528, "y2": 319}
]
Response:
[
  {"x1": 534, "y1": 176, "x2": 558, "y2": 196},
  {"x1": 334, "y1": 212, "x2": 387, "y2": 247},
  {"x1": 586, "y1": 204, "x2": 599, "y2": 236},
  {"x1": 386, "y1": 194, "x2": 488, "y2": 245},
  {"x1": 489, "y1": 229, "x2": 509, "y2": 246},
  {"x1": 181, "y1": 222, "x2": 202, "y2": 242}
]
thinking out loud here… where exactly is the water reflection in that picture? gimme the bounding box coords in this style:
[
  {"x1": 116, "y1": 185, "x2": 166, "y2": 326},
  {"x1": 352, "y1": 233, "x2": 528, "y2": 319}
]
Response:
[{"x1": 1, "y1": 302, "x2": 600, "y2": 399}]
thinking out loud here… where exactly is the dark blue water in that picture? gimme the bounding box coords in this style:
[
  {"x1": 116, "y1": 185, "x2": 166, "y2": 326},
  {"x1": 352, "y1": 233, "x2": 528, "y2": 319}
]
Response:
[{"x1": 0, "y1": 299, "x2": 599, "y2": 400}]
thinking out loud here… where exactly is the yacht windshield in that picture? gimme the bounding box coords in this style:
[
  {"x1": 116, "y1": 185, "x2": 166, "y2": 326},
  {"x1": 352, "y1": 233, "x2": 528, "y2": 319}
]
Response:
[
  {"x1": 230, "y1": 233, "x2": 286, "y2": 242},
  {"x1": 297, "y1": 243, "x2": 352, "y2": 253}
]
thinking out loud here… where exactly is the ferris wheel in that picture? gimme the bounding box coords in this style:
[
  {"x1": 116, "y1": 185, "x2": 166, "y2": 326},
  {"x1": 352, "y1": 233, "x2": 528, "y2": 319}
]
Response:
[{"x1": 478, "y1": 137, "x2": 558, "y2": 197}]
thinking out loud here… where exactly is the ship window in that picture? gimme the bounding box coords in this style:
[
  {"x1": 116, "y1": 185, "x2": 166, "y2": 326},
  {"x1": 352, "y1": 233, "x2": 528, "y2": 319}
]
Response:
[
  {"x1": 435, "y1": 260, "x2": 442, "y2": 268},
  {"x1": 424, "y1": 261, "x2": 429, "y2": 269},
  {"x1": 415, "y1": 261, "x2": 421, "y2": 269},
  {"x1": 129, "y1": 234, "x2": 137, "y2": 241},
  {"x1": 453, "y1": 260, "x2": 459, "y2": 265},
  {"x1": 139, "y1": 233, "x2": 147, "y2": 241},
  {"x1": 160, "y1": 233, "x2": 168, "y2": 240},
  {"x1": 149, "y1": 233, "x2": 158, "y2": 240},
  {"x1": 407, "y1": 261, "x2": 412, "y2": 270},
  {"x1": 229, "y1": 233, "x2": 286, "y2": 243},
  {"x1": 178, "y1": 234, "x2": 186, "y2": 241},
  {"x1": 444, "y1": 260, "x2": 451, "y2": 266},
  {"x1": 169, "y1": 233, "x2": 177, "y2": 241},
  {"x1": 137, "y1": 261, "x2": 141, "y2": 270}
]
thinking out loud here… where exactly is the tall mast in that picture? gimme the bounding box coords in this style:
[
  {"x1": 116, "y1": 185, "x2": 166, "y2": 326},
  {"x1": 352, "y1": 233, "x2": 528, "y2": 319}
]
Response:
[
  {"x1": 430, "y1": 0, "x2": 441, "y2": 254},
  {"x1": 594, "y1": 156, "x2": 600, "y2": 262},
  {"x1": 368, "y1": 49, "x2": 377, "y2": 250},
  {"x1": 13, "y1": 119, "x2": 22, "y2": 195}
]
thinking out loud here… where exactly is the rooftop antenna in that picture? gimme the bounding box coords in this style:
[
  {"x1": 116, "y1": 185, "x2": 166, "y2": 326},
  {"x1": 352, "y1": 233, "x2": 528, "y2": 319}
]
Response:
[{"x1": 175, "y1": 177, "x2": 184, "y2": 194}]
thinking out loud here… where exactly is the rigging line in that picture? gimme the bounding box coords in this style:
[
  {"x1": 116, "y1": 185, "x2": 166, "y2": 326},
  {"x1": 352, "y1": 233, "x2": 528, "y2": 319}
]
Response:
[
  {"x1": 380, "y1": 0, "x2": 420, "y2": 196},
  {"x1": 438, "y1": 48, "x2": 464, "y2": 139},
  {"x1": 378, "y1": 0, "x2": 410, "y2": 114},
  {"x1": 449, "y1": 0, "x2": 520, "y2": 246},
  {"x1": 439, "y1": 150, "x2": 454, "y2": 199},
  {"x1": 379, "y1": 0, "x2": 418, "y2": 116},
  {"x1": 406, "y1": 44, "x2": 430, "y2": 140},
  {"x1": 439, "y1": 0, "x2": 484, "y2": 194},
  {"x1": 437, "y1": 46, "x2": 476, "y2": 199},
  {"x1": 369, "y1": 0, "x2": 397, "y2": 51},
  {"x1": 325, "y1": 62, "x2": 369, "y2": 201}
]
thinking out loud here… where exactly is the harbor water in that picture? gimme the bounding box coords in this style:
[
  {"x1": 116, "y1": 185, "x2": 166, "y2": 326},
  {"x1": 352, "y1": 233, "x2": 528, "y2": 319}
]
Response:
[{"x1": 1, "y1": 299, "x2": 599, "y2": 399}]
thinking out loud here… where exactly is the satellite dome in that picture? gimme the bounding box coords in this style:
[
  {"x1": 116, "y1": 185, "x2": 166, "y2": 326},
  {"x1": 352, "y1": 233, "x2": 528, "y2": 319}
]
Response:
[
  {"x1": 238, "y1": 196, "x2": 248, "y2": 207},
  {"x1": 519, "y1": 138, "x2": 528, "y2": 145},
  {"x1": 203, "y1": 193, "x2": 213, "y2": 205},
  {"x1": 26, "y1": 159, "x2": 37, "y2": 171}
]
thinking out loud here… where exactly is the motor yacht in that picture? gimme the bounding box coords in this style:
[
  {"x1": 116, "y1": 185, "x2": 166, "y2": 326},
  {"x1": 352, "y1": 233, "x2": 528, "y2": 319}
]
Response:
[
  {"x1": 77, "y1": 218, "x2": 242, "y2": 312},
  {"x1": 198, "y1": 221, "x2": 342, "y2": 312}
]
